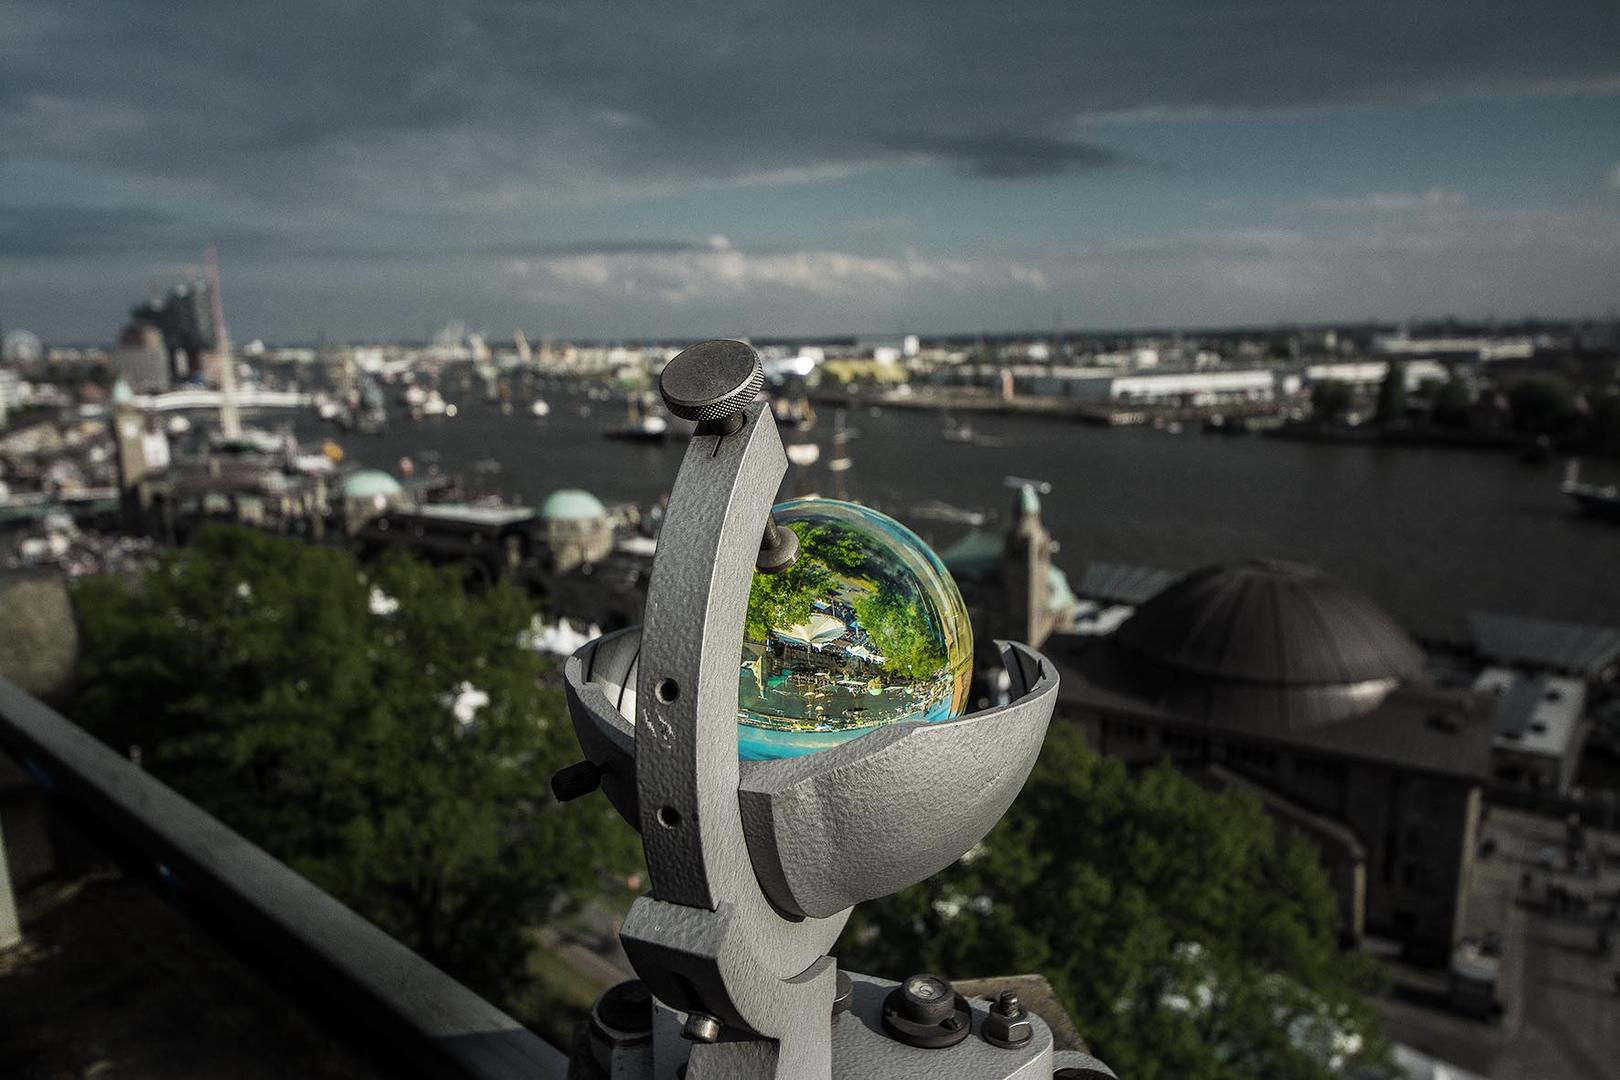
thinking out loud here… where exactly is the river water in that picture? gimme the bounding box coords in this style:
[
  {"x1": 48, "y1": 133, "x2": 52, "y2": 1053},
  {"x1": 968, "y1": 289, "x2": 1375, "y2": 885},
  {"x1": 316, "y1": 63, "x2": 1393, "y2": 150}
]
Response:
[{"x1": 299, "y1": 391, "x2": 1620, "y2": 642}]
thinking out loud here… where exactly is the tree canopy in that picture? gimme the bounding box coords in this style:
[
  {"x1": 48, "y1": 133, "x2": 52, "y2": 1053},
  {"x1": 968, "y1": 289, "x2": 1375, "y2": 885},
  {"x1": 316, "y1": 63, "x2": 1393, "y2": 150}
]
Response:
[
  {"x1": 1505, "y1": 374, "x2": 1576, "y2": 434},
  {"x1": 1310, "y1": 380, "x2": 1355, "y2": 425},
  {"x1": 839, "y1": 724, "x2": 1387, "y2": 1080},
  {"x1": 1375, "y1": 361, "x2": 1407, "y2": 426},
  {"x1": 71, "y1": 525, "x2": 638, "y2": 1003}
]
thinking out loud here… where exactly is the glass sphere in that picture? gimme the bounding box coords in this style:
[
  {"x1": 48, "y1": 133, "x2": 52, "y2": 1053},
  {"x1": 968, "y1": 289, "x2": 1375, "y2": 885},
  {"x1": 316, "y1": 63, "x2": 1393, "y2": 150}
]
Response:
[{"x1": 737, "y1": 497, "x2": 973, "y2": 760}]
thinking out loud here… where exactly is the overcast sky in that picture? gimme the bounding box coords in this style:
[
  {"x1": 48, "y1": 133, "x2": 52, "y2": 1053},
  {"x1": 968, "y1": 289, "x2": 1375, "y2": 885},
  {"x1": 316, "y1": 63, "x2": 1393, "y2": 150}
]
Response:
[{"x1": 3, "y1": 1, "x2": 1618, "y2": 343}]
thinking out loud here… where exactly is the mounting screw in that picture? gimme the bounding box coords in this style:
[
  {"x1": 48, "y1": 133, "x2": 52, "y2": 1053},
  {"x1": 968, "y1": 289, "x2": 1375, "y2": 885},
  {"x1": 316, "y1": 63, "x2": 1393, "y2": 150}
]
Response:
[
  {"x1": 831, "y1": 970, "x2": 854, "y2": 1020},
  {"x1": 682, "y1": 1012, "x2": 722, "y2": 1043},
  {"x1": 756, "y1": 518, "x2": 799, "y2": 574},
  {"x1": 882, "y1": 974, "x2": 972, "y2": 1049},
  {"x1": 982, "y1": 988, "x2": 1033, "y2": 1049},
  {"x1": 550, "y1": 759, "x2": 602, "y2": 802},
  {"x1": 659, "y1": 339, "x2": 764, "y2": 436},
  {"x1": 591, "y1": 980, "x2": 652, "y2": 1036}
]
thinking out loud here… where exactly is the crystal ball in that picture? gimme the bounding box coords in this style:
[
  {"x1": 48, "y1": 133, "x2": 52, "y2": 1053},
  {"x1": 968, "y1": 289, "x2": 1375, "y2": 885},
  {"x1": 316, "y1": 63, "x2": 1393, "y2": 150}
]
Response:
[{"x1": 737, "y1": 497, "x2": 973, "y2": 760}]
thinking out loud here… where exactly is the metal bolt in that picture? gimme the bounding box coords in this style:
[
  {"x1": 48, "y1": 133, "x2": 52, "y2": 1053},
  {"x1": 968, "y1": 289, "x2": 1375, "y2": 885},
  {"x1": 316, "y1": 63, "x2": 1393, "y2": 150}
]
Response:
[
  {"x1": 756, "y1": 518, "x2": 799, "y2": 574},
  {"x1": 831, "y1": 970, "x2": 854, "y2": 1019},
  {"x1": 591, "y1": 980, "x2": 652, "y2": 1035},
  {"x1": 981, "y1": 988, "x2": 1033, "y2": 1049},
  {"x1": 682, "y1": 1012, "x2": 722, "y2": 1043},
  {"x1": 550, "y1": 759, "x2": 602, "y2": 802}
]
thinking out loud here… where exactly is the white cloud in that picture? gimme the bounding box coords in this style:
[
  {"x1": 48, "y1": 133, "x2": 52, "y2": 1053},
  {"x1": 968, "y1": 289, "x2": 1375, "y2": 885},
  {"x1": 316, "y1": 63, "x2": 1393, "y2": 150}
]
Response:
[
  {"x1": 1310, "y1": 188, "x2": 1467, "y2": 214},
  {"x1": 524, "y1": 245, "x2": 1050, "y2": 306},
  {"x1": 1051, "y1": 206, "x2": 1620, "y2": 321}
]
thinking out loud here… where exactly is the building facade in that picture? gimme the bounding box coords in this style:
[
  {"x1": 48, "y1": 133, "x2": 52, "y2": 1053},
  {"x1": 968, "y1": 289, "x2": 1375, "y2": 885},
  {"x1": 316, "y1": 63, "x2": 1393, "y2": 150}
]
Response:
[{"x1": 1043, "y1": 559, "x2": 1495, "y2": 964}]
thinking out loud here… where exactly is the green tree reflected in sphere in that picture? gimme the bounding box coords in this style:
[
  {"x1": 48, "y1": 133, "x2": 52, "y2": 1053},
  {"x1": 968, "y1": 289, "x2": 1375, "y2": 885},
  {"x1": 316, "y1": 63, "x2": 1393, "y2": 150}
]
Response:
[{"x1": 738, "y1": 498, "x2": 973, "y2": 759}]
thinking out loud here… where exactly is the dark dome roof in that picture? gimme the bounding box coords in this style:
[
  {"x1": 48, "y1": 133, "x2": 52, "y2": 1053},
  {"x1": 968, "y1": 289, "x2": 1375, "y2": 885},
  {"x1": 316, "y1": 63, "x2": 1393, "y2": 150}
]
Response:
[{"x1": 1083, "y1": 560, "x2": 1426, "y2": 732}]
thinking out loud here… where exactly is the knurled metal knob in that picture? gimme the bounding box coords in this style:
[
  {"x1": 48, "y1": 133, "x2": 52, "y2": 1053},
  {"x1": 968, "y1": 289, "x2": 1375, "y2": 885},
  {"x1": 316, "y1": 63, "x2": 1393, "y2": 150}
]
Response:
[{"x1": 660, "y1": 340, "x2": 764, "y2": 430}]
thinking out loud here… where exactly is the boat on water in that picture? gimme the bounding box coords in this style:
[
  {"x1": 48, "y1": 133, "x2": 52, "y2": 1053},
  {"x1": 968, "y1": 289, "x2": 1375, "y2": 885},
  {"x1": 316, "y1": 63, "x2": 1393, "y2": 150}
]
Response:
[
  {"x1": 939, "y1": 415, "x2": 1004, "y2": 447},
  {"x1": 603, "y1": 413, "x2": 669, "y2": 443},
  {"x1": 772, "y1": 396, "x2": 816, "y2": 430},
  {"x1": 1562, "y1": 461, "x2": 1620, "y2": 522},
  {"x1": 908, "y1": 499, "x2": 986, "y2": 527},
  {"x1": 603, "y1": 392, "x2": 669, "y2": 442},
  {"x1": 785, "y1": 442, "x2": 820, "y2": 467}
]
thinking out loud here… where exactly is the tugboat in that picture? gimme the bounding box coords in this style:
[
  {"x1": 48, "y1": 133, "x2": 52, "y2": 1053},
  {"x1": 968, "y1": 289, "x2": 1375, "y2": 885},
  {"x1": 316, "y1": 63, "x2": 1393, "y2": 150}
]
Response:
[
  {"x1": 602, "y1": 392, "x2": 669, "y2": 443},
  {"x1": 1563, "y1": 461, "x2": 1620, "y2": 522}
]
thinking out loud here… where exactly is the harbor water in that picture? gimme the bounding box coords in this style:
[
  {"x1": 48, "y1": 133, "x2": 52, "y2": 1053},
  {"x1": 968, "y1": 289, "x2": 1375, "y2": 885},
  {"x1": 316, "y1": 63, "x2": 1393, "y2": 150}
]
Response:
[{"x1": 299, "y1": 392, "x2": 1620, "y2": 642}]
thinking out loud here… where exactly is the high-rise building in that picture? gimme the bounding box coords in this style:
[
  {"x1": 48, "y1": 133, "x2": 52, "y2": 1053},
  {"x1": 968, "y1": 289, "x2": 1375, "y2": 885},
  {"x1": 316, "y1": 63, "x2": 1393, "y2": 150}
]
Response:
[
  {"x1": 108, "y1": 322, "x2": 171, "y2": 393},
  {"x1": 130, "y1": 280, "x2": 215, "y2": 383}
]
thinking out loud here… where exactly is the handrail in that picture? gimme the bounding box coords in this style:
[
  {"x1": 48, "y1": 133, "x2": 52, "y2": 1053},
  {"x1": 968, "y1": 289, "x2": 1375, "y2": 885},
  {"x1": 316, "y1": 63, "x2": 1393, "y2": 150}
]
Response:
[{"x1": 0, "y1": 675, "x2": 569, "y2": 1080}]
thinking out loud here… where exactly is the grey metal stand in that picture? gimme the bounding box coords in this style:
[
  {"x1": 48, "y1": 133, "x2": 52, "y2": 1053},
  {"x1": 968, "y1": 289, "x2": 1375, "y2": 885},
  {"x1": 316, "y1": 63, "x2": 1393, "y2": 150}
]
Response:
[
  {"x1": 0, "y1": 813, "x2": 20, "y2": 951},
  {"x1": 557, "y1": 341, "x2": 1114, "y2": 1080}
]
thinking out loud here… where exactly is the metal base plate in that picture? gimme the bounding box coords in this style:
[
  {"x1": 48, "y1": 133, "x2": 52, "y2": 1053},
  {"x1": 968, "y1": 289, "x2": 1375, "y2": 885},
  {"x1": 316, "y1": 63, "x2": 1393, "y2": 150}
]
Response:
[{"x1": 585, "y1": 971, "x2": 1056, "y2": 1080}]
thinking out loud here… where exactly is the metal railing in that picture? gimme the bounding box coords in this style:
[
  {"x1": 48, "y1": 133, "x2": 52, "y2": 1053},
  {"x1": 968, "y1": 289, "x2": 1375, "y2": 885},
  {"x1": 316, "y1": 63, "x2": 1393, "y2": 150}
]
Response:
[{"x1": 0, "y1": 675, "x2": 569, "y2": 1080}]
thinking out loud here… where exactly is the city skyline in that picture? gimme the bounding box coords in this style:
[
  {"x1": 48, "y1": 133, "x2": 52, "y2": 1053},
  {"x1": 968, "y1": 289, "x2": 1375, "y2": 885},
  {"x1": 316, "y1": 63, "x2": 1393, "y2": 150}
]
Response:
[{"x1": 3, "y1": 1, "x2": 1618, "y2": 342}]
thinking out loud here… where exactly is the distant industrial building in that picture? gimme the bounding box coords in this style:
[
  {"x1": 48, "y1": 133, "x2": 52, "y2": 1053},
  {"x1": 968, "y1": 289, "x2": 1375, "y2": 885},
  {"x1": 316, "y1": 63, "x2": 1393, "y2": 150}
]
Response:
[
  {"x1": 1473, "y1": 669, "x2": 1585, "y2": 794},
  {"x1": 931, "y1": 363, "x2": 1279, "y2": 405}
]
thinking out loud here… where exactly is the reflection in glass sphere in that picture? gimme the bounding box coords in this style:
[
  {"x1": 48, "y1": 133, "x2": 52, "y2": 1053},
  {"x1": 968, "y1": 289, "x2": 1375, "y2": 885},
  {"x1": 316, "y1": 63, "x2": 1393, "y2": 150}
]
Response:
[{"x1": 737, "y1": 497, "x2": 973, "y2": 760}]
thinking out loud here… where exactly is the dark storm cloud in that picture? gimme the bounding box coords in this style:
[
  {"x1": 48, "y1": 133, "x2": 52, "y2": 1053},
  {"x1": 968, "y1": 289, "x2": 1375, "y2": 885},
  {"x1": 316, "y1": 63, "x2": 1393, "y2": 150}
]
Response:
[
  {"x1": 0, "y1": 204, "x2": 278, "y2": 257},
  {"x1": 6, "y1": 0, "x2": 1618, "y2": 204},
  {"x1": 881, "y1": 133, "x2": 1126, "y2": 178},
  {"x1": 2, "y1": 0, "x2": 1618, "y2": 337}
]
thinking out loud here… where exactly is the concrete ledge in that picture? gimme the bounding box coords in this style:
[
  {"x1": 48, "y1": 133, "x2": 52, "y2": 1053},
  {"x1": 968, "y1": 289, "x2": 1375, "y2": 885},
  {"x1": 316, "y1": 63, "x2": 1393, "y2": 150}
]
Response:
[{"x1": 0, "y1": 675, "x2": 568, "y2": 1080}]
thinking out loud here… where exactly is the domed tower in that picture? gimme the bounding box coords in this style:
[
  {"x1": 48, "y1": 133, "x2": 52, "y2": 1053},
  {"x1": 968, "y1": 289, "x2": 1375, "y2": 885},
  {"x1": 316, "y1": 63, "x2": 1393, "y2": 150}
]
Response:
[
  {"x1": 1002, "y1": 482, "x2": 1055, "y2": 654},
  {"x1": 539, "y1": 488, "x2": 613, "y2": 572},
  {"x1": 1084, "y1": 558, "x2": 1427, "y2": 732},
  {"x1": 1064, "y1": 558, "x2": 1493, "y2": 963}
]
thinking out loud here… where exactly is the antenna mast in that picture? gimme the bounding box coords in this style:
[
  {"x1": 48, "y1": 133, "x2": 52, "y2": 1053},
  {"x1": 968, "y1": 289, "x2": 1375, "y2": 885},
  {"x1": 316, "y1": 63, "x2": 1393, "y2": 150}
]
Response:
[{"x1": 205, "y1": 245, "x2": 241, "y2": 440}]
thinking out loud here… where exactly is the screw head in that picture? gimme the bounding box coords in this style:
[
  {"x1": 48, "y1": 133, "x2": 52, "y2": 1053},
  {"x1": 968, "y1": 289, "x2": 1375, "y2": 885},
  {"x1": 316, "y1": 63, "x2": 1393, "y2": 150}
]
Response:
[
  {"x1": 831, "y1": 970, "x2": 854, "y2": 1018},
  {"x1": 994, "y1": 990, "x2": 1025, "y2": 1018},
  {"x1": 591, "y1": 980, "x2": 651, "y2": 1035},
  {"x1": 659, "y1": 339, "x2": 764, "y2": 423},
  {"x1": 681, "y1": 1012, "x2": 722, "y2": 1043},
  {"x1": 899, "y1": 973, "x2": 955, "y2": 1025},
  {"x1": 881, "y1": 975, "x2": 972, "y2": 1050}
]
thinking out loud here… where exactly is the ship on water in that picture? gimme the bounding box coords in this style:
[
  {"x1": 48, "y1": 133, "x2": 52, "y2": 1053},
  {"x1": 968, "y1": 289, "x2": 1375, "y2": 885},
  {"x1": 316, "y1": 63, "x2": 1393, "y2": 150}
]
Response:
[{"x1": 1562, "y1": 461, "x2": 1620, "y2": 523}]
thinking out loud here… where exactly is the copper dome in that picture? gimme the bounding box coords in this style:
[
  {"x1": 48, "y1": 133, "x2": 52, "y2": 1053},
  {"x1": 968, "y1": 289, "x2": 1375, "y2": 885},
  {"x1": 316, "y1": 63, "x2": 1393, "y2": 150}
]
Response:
[{"x1": 1083, "y1": 560, "x2": 1426, "y2": 731}]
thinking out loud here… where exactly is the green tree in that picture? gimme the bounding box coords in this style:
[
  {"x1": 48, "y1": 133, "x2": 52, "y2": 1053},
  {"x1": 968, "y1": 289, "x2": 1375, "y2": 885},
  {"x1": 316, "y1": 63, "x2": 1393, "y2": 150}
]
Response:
[
  {"x1": 1309, "y1": 380, "x2": 1354, "y2": 425},
  {"x1": 1505, "y1": 374, "x2": 1576, "y2": 434},
  {"x1": 1432, "y1": 374, "x2": 1475, "y2": 429},
  {"x1": 850, "y1": 585, "x2": 947, "y2": 681},
  {"x1": 1587, "y1": 389, "x2": 1620, "y2": 455},
  {"x1": 839, "y1": 725, "x2": 1387, "y2": 1080},
  {"x1": 1375, "y1": 361, "x2": 1407, "y2": 426},
  {"x1": 71, "y1": 525, "x2": 638, "y2": 1003},
  {"x1": 744, "y1": 534, "x2": 836, "y2": 641}
]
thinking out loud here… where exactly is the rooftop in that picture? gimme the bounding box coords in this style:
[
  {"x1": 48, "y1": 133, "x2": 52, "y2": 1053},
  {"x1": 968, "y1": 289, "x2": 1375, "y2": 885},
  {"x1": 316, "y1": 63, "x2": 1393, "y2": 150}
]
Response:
[
  {"x1": 538, "y1": 489, "x2": 605, "y2": 522},
  {"x1": 1079, "y1": 559, "x2": 1430, "y2": 733},
  {"x1": 1473, "y1": 667, "x2": 1586, "y2": 760}
]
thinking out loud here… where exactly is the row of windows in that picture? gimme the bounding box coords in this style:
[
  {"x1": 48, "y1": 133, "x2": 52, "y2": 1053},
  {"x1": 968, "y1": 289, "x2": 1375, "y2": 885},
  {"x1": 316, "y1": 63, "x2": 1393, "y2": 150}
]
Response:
[
  {"x1": 1091, "y1": 716, "x2": 1351, "y2": 785},
  {"x1": 1088, "y1": 712, "x2": 1367, "y2": 790}
]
